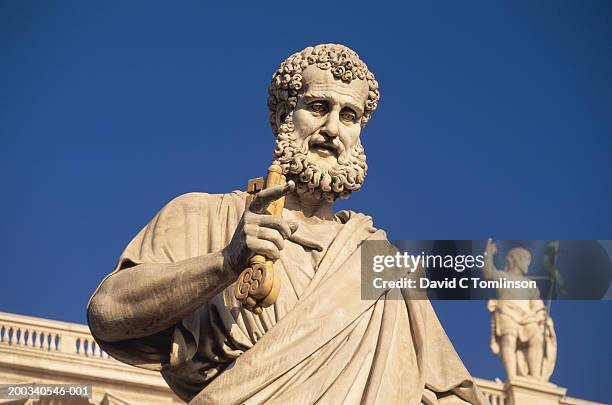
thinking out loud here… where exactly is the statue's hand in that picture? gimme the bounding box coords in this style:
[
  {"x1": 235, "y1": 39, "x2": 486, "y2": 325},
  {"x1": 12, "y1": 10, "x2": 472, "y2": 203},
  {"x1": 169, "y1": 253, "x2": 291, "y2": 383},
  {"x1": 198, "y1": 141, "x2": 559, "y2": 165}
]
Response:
[
  {"x1": 222, "y1": 181, "x2": 297, "y2": 277},
  {"x1": 486, "y1": 238, "x2": 498, "y2": 256},
  {"x1": 537, "y1": 309, "x2": 547, "y2": 323}
]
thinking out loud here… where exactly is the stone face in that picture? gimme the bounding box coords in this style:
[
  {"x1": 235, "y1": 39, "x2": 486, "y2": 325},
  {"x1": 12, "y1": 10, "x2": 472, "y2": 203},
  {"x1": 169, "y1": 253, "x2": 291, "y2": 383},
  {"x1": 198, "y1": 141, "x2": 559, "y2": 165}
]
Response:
[{"x1": 85, "y1": 45, "x2": 481, "y2": 404}]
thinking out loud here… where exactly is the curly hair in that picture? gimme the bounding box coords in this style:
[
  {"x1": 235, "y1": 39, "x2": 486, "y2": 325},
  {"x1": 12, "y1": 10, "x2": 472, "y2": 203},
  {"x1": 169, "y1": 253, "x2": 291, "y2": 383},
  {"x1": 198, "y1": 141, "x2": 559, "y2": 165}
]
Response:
[{"x1": 267, "y1": 44, "x2": 380, "y2": 134}]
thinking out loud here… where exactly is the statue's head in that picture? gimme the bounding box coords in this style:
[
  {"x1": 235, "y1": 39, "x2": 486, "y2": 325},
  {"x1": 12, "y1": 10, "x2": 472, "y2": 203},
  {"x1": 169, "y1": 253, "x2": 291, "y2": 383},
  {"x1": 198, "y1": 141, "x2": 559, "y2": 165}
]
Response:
[
  {"x1": 505, "y1": 247, "x2": 532, "y2": 274},
  {"x1": 268, "y1": 44, "x2": 380, "y2": 202}
]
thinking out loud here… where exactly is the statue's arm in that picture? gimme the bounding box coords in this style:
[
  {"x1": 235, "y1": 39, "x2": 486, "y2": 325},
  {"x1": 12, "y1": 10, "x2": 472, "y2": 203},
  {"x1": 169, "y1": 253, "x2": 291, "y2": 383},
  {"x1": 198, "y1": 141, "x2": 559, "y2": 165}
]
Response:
[
  {"x1": 88, "y1": 251, "x2": 235, "y2": 342},
  {"x1": 483, "y1": 239, "x2": 504, "y2": 280},
  {"x1": 88, "y1": 184, "x2": 296, "y2": 343},
  {"x1": 530, "y1": 296, "x2": 548, "y2": 320}
]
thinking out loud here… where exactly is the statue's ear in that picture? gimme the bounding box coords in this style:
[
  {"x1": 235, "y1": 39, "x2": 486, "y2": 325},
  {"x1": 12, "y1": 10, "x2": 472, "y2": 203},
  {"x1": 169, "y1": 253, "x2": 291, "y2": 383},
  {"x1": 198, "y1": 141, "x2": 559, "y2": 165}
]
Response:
[{"x1": 275, "y1": 102, "x2": 288, "y2": 130}]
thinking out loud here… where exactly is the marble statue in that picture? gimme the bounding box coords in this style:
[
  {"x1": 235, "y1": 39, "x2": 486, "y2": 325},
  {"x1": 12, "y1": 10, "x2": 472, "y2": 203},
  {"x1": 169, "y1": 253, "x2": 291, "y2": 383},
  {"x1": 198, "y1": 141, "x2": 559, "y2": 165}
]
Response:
[
  {"x1": 484, "y1": 239, "x2": 557, "y2": 382},
  {"x1": 87, "y1": 44, "x2": 486, "y2": 404}
]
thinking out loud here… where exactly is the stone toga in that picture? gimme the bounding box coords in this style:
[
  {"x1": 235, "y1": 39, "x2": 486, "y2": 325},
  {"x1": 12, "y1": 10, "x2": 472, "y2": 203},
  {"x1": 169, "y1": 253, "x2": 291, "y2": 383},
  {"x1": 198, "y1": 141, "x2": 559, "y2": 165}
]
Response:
[{"x1": 89, "y1": 192, "x2": 485, "y2": 404}]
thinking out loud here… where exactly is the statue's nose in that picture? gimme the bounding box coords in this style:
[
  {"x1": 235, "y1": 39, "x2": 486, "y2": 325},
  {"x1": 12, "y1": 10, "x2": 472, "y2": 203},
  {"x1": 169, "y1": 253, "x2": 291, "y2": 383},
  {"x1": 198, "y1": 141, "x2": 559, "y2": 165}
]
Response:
[{"x1": 320, "y1": 112, "x2": 340, "y2": 138}]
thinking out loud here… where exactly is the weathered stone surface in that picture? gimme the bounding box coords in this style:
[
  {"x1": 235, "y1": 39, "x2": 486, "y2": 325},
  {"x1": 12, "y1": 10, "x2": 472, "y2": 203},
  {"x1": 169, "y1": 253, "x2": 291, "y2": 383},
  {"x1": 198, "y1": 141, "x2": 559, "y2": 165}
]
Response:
[{"x1": 86, "y1": 44, "x2": 481, "y2": 404}]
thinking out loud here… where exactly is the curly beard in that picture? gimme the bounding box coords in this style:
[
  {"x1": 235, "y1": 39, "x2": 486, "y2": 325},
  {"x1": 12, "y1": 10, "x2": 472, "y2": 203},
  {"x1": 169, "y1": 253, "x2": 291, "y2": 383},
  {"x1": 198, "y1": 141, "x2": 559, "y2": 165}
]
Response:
[{"x1": 272, "y1": 116, "x2": 367, "y2": 203}]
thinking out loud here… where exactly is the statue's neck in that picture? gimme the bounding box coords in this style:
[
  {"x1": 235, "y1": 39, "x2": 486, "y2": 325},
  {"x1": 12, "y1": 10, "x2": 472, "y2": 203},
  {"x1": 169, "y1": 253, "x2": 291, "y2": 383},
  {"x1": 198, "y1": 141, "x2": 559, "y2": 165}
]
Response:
[
  {"x1": 285, "y1": 191, "x2": 335, "y2": 220},
  {"x1": 507, "y1": 267, "x2": 525, "y2": 277}
]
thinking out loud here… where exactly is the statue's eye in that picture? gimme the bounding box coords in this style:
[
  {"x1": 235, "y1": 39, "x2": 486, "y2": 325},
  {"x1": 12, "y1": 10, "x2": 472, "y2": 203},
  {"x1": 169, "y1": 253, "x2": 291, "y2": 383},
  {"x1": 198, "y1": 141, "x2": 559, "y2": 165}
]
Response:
[
  {"x1": 340, "y1": 109, "x2": 357, "y2": 123},
  {"x1": 309, "y1": 102, "x2": 328, "y2": 114}
]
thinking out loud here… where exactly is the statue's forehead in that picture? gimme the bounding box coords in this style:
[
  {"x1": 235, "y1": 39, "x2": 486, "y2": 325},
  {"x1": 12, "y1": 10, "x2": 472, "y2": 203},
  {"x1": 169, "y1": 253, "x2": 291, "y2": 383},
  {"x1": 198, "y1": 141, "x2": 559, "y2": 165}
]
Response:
[{"x1": 301, "y1": 66, "x2": 369, "y2": 107}]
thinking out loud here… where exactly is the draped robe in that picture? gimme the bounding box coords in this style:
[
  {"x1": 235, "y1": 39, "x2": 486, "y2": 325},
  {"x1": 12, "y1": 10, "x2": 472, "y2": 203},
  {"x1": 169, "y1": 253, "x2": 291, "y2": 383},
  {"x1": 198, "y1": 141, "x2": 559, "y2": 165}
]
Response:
[{"x1": 88, "y1": 191, "x2": 486, "y2": 405}]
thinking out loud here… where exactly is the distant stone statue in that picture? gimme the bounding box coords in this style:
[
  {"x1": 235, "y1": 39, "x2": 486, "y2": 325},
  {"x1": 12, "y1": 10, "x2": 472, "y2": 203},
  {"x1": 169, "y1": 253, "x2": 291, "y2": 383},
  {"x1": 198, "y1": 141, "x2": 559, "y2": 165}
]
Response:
[
  {"x1": 87, "y1": 44, "x2": 486, "y2": 404},
  {"x1": 484, "y1": 239, "x2": 557, "y2": 382}
]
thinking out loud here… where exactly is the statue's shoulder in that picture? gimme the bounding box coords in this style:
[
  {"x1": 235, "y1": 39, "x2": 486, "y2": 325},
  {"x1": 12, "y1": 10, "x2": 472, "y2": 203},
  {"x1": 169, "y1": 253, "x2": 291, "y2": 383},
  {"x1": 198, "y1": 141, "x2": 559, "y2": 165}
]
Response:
[
  {"x1": 159, "y1": 190, "x2": 248, "y2": 214},
  {"x1": 335, "y1": 209, "x2": 388, "y2": 239}
]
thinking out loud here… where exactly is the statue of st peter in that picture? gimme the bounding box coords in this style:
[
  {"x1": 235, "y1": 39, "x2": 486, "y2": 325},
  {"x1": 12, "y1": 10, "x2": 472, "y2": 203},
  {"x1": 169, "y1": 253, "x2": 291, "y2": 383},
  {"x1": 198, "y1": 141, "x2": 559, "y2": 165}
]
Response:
[{"x1": 88, "y1": 44, "x2": 485, "y2": 405}]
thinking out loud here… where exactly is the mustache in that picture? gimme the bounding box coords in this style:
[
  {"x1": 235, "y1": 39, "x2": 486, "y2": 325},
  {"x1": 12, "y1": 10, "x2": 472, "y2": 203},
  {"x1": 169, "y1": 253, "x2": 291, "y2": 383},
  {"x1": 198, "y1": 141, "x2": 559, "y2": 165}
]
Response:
[{"x1": 308, "y1": 133, "x2": 346, "y2": 155}]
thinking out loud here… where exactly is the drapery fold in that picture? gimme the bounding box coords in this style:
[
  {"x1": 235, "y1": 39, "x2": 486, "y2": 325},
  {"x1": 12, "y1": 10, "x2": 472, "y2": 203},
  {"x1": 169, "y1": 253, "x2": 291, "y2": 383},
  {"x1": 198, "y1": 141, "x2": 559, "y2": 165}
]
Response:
[{"x1": 88, "y1": 192, "x2": 485, "y2": 405}]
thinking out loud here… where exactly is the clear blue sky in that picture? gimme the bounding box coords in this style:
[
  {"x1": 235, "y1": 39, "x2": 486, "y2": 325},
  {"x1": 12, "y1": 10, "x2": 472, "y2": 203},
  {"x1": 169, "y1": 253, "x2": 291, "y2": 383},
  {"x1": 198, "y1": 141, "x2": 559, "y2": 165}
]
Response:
[{"x1": 1, "y1": 1, "x2": 611, "y2": 402}]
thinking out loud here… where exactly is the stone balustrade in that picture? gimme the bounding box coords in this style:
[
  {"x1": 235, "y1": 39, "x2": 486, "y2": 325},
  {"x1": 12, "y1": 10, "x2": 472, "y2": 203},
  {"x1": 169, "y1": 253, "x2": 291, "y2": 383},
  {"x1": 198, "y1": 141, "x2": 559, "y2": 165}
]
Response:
[
  {"x1": 482, "y1": 389, "x2": 506, "y2": 405},
  {"x1": 474, "y1": 377, "x2": 507, "y2": 405},
  {"x1": 0, "y1": 311, "x2": 183, "y2": 404},
  {"x1": 0, "y1": 311, "x2": 110, "y2": 360}
]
